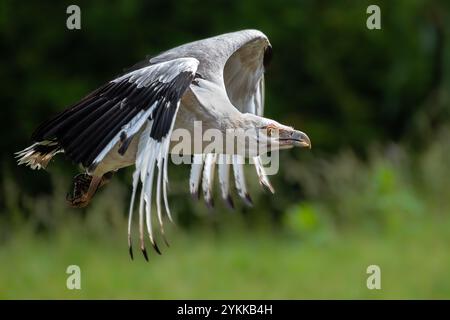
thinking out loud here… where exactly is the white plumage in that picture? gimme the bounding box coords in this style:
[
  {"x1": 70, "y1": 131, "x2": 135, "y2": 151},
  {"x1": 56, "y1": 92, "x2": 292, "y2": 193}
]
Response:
[{"x1": 16, "y1": 30, "x2": 311, "y2": 259}]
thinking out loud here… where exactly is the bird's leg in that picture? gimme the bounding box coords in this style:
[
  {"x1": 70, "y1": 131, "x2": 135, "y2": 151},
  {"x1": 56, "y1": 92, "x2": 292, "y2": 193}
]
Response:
[
  {"x1": 66, "y1": 172, "x2": 114, "y2": 208},
  {"x1": 67, "y1": 175, "x2": 102, "y2": 208},
  {"x1": 98, "y1": 171, "x2": 115, "y2": 189}
]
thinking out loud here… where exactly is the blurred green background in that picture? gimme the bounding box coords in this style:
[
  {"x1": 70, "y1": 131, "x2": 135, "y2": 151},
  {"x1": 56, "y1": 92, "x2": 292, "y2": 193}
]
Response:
[{"x1": 1, "y1": 0, "x2": 450, "y2": 299}]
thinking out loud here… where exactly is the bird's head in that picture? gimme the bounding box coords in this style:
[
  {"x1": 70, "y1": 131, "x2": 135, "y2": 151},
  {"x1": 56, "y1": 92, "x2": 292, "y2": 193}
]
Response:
[{"x1": 240, "y1": 113, "x2": 311, "y2": 155}]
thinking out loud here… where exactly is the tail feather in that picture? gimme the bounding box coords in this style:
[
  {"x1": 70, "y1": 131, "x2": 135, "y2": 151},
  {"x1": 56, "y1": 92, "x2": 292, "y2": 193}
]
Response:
[{"x1": 15, "y1": 140, "x2": 62, "y2": 170}]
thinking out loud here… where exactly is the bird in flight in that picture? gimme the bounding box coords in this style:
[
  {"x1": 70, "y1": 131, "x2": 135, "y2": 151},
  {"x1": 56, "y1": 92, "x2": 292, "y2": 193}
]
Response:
[{"x1": 16, "y1": 30, "x2": 311, "y2": 260}]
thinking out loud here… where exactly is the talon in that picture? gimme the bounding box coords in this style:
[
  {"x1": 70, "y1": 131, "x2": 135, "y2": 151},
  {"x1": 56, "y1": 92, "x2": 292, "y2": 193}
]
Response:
[
  {"x1": 66, "y1": 173, "x2": 92, "y2": 208},
  {"x1": 67, "y1": 193, "x2": 91, "y2": 208},
  {"x1": 66, "y1": 173, "x2": 111, "y2": 208}
]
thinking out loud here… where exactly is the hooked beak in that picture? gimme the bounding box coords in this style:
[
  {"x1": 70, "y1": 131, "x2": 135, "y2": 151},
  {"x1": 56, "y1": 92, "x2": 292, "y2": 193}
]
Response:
[{"x1": 279, "y1": 129, "x2": 311, "y2": 149}]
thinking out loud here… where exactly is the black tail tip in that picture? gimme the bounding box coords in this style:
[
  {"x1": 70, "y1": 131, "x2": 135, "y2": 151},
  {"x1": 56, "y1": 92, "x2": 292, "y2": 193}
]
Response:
[
  {"x1": 141, "y1": 247, "x2": 149, "y2": 261},
  {"x1": 129, "y1": 245, "x2": 134, "y2": 260},
  {"x1": 152, "y1": 242, "x2": 162, "y2": 255},
  {"x1": 162, "y1": 235, "x2": 170, "y2": 248},
  {"x1": 205, "y1": 197, "x2": 215, "y2": 210},
  {"x1": 225, "y1": 195, "x2": 235, "y2": 210},
  {"x1": 244, "y1": 193, "x2": 253, "y2": 207}
]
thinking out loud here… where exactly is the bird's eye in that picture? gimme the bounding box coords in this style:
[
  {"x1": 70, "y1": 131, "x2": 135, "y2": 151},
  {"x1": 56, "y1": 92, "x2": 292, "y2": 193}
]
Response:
[{"x1": 266, "y1": 125, "x2": 276, "y2": 137}]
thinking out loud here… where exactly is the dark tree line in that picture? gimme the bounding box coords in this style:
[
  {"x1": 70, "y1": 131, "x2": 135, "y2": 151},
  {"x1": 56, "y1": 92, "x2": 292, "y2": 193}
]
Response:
[{"x1": 0, "y1": 0, "x2": 449, "y2": 224}]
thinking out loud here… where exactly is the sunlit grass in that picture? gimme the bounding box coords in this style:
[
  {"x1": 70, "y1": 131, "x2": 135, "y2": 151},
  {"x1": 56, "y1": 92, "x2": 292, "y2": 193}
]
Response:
[
  {"x1": 0, "y1": 213, "x2": 449, "y2": 299},
  {"x1": 1, "y1": 129, "x2": 450, "y2": 299}
]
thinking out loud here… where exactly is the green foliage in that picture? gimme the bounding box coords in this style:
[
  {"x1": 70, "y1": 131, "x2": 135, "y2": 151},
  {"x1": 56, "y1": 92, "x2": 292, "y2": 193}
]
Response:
[
  {"x1": 1, "y1": 202, "x2": 450, "y2": 298},
  {"x1": 282, "y1": 128, "x2": 449, "y2": 240},
  {"x1": 0, "y1": 0, "x2": 450, "y2": 298},
  {"x1": 1, "y1": 0, "x2": 449, "y2": 234},
  {"x1": 2, "y1": 126, "x2": 450, "y2": 298}
]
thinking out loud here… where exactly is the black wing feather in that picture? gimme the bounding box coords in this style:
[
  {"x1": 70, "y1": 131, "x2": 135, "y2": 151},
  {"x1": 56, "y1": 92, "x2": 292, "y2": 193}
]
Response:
[{"x1": 31, "y1": 61, "x2": 197, "y2": 168}]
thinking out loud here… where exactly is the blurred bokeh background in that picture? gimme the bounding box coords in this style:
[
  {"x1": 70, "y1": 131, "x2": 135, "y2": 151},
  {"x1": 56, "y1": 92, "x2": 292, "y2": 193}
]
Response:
[{"x1": 1, "y1": 0, "x2": 449, "y2": 299}]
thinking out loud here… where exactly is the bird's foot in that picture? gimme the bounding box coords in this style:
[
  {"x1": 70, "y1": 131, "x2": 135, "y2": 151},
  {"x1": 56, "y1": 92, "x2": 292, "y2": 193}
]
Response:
[
  {"x1": 66, "y1": 172, "x2": 114, "y2": 208},
  {"x1": 66, "y1": 173, "x2": 91, "y2": 208}
]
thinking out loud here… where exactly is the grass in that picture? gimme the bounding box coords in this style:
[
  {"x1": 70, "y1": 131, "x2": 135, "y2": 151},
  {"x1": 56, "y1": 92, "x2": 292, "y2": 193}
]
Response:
[
  {"x1": 0, "y1": 213, "x2": 449, "y2": 299},
  {"x1": 2, "y1": 129, "x2": 450, "y2": 299}
]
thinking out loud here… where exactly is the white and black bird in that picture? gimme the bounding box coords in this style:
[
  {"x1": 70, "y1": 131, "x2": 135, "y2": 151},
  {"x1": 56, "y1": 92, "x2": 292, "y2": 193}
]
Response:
[{"x1": 16, "y1": 30, "x2": 311, "y2": 260}]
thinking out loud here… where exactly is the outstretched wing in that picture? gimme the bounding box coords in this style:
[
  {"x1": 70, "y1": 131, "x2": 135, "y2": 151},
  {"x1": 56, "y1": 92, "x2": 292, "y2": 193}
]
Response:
[
  {"x1": 31, "y1": 58, "x2": 198, "y2": 171},
  {"x1": 117, "y1": 58, "x2": 199, "y2": 259},
  {"x1": 189, "y1": 34, "x2": 274, "y2": 208},
  {"x1": 223, "y1": 38, "x2": 275, "y2": 197},
  {"x1": 31, "y1": 57, "x2": 198, "y2": 258}
]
